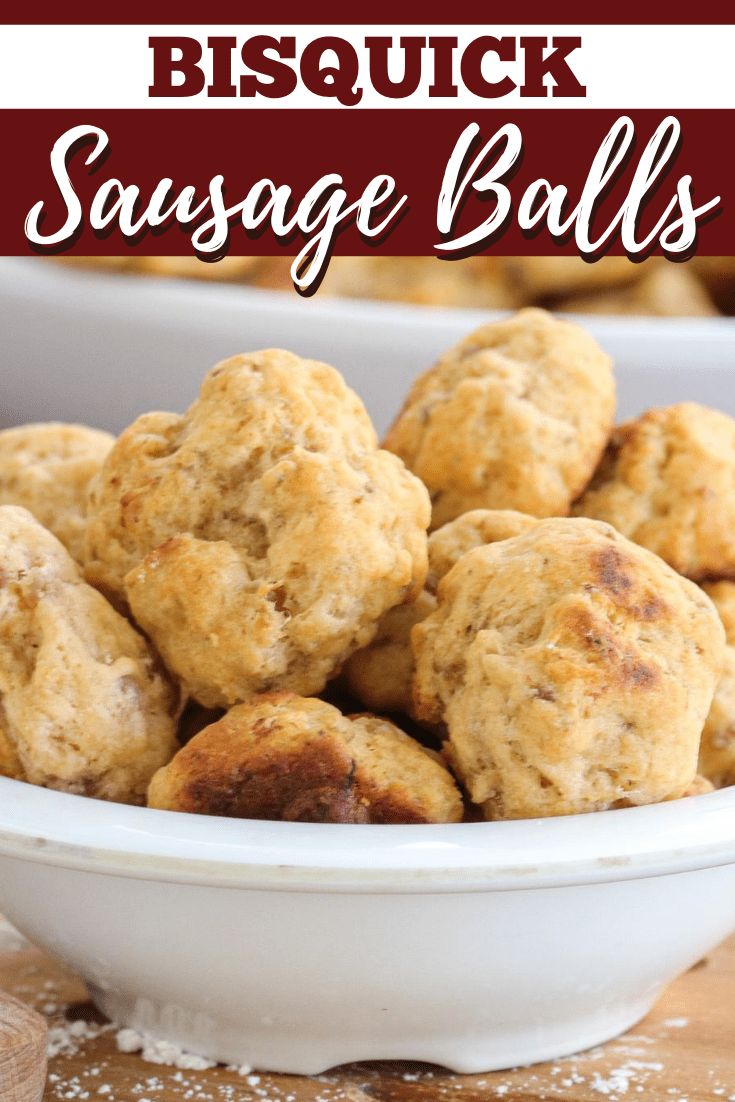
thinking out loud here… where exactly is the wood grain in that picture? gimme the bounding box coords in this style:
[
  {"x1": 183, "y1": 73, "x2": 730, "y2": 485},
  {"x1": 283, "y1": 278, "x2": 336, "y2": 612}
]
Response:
[
  {"x1": 0, "y1": 932, "x2": 733, "y2": 1102},
  {"x1": 0, "y1": 991, "x2": 47, "y2": 1102}
]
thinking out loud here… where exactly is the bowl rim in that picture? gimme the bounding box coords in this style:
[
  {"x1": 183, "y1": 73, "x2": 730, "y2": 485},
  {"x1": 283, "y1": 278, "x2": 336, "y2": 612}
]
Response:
[{"x1": 1, "y1": 777, "x2": 734, "y2": 893}]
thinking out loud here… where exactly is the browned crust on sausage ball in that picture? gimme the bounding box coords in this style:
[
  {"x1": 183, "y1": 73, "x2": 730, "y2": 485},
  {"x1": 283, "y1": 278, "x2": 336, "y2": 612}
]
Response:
[
  {"x1": 412, "y1": 518, "x2": 724, "y2": 820},
  {"x1": 148, "y1": 694, "x2": 463, "y2": 824}
]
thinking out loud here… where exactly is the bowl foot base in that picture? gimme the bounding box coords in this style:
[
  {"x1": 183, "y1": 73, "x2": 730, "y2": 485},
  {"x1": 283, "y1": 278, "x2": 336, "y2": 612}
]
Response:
[{"x1": 89, "y1": 986, "x2": 658, "y2": 1077}]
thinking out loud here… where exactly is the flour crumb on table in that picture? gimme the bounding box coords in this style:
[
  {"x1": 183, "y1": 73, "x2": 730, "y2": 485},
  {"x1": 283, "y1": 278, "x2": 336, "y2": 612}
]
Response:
[
  {"x1": 116, "y1": 1027, "x2": 220, "y2": 1071},
  {"x1": 47, "y1": 1017, "x2": 114, "y2": 1058}
]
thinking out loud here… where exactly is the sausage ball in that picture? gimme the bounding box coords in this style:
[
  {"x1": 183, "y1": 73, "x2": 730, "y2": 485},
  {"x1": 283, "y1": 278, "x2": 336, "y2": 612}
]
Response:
[
  {"x1": 383, "y1": 309, "x2": 615, "y2": 527},
  {"x1": 413, "y1": 518, "x2": 724, "y2": 820},
  {"x1": 0, "y1": 422, "x2": 113, "y2": 564},
  {"x1": 0, "y1": 506, "x2": 179, "y2": 803},
  {"x1": 319, "y1": 257, "x2": 519, "y2": 309},
  {"x1": 501, "y1": 257, "x2": 643, "y2": 300},
  {"x1": 84, "y1": 350, "x2": 430, "y2": 708},
  {"x1": 558, "y1": 264, "x2": 717, "y2": 318},
  {"x1": 148, "y1": 694, "x2": 463, "y2": 824},
  {"x1": 576, "y1": 403, "x2": 735, "y2": 581}
]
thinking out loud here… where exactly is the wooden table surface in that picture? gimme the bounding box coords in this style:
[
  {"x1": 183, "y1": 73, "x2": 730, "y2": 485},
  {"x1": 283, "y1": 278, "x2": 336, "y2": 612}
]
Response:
[{"x1": 1, "y1": 923, "x2": 733, "y2": 1102}]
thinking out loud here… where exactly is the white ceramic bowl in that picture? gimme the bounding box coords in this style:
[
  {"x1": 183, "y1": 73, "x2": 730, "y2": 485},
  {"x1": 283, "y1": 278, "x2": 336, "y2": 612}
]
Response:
[
  {"x1": 1, "y1": 258, "x2": 735, "y2": 1074},
  {"x1": 1, "y1": 781, "x2": 735, "y2": 1073}
]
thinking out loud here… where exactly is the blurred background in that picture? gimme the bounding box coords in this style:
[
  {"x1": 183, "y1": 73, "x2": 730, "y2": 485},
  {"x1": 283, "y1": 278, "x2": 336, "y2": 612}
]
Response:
[
  {"x1": 3, "y1": 255, "x2": 734, "y2": 438},
  {"x1": 59, "y1": 255, "x2": 735, "y2": 316}
]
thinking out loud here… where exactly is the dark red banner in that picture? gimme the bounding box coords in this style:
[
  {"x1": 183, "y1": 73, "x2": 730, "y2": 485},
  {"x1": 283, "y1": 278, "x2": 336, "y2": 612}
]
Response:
[
  {"x1": 16, "y1": 3, "x2": 735, "y2": 23},
  {"x1": 5, "y1": 109, "x2": 732, "y2": 258}
]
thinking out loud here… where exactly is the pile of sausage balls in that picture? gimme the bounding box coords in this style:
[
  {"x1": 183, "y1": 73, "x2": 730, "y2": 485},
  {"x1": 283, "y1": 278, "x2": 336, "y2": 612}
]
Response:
[{"x1": 1, "y1": 308, "x2": 733, "y2": 823}]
